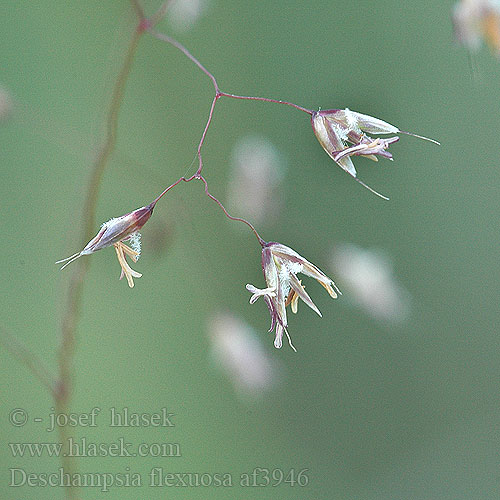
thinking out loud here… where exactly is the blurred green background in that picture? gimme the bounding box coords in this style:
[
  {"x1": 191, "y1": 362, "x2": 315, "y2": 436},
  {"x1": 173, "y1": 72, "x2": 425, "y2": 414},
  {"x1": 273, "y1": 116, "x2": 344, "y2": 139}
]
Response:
[{"x1": 1, "y1": 0, "x2": 499, "y2": 499}]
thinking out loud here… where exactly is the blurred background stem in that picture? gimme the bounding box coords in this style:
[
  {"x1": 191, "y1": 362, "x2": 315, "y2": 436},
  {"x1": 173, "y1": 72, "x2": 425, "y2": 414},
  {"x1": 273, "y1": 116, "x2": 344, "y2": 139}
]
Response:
[{"x1": 55, "y1": 12, "x2": 145, "y2": 500}]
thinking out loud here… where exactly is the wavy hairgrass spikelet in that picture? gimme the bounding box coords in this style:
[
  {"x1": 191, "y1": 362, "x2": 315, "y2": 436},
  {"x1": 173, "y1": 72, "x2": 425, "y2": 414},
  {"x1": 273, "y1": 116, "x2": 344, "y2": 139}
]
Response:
[
  {"x1": 311, "y1": 108, "x2": 439, "y2": 199},
  {"x1": 56, "y1": 204, "x2": 153, "y2": 286},
  {"x1": 247, "y1": 242, "x2": 340, "y2": 351}
]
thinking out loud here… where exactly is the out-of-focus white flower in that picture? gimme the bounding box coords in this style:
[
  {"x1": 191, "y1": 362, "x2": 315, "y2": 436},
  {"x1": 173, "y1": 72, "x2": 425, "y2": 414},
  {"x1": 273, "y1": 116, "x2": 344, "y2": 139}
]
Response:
[
  {"x1": 208, "y1": 312, "x2": 281, "y2": 399},
  {"x1": 0, "y1": 86, "x2": 13, "y2": 120},
  {"x1": 453, "y1": 0, "x2": 500, "y2": 56},
  {"x1": 330, "y1": 244, "x2": 410, "y2": 324},
  {"x1": 168, "y1": 0, "x2": 210, "y2": 32},
  {"x1": 228, "y1": 135, "x2": 286, "y2": 226}
]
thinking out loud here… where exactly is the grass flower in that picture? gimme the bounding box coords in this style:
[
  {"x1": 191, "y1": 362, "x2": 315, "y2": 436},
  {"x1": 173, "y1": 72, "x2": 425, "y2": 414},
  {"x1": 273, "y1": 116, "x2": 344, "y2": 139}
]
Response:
[
  {"x1": 311, "y1": 108, "x2": 439, "y2": 199},
  {"x1": 56, "y1": 204, "x2": 153, "y2": 288},
  {"x1": 246, "y1": 242, "x2": 340, "y2": 351}
]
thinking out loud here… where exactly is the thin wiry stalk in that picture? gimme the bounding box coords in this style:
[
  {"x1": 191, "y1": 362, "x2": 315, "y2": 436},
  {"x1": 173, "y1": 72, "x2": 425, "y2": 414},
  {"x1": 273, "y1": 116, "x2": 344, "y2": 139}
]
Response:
[
  {"x1": 198, "y1": 175, "x2": 266, "y2": 246},
  {"x1": 147, "y1": 26, "x2": 312, "y2": 244}
]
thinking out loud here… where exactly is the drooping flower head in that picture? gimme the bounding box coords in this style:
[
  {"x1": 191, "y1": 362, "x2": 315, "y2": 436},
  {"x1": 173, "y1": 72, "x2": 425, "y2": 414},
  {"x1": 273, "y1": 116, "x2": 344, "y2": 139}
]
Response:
[
  {"x1": 246, "y1": 242, "x2": 340, "y2": 351},
  {"x1": 56, "y1": 203, "x2": 154, "y2": 287},
  {"x1": 311, "y1": 108, "x2": 439, "y2": 199}
]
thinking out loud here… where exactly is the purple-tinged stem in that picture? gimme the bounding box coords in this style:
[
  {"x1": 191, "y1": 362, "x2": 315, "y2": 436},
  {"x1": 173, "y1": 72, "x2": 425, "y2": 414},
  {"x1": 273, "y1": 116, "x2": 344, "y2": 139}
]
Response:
[
  {"x1": 196, "y1": 95, "x2": 220, "y2": 175},
  {"x1": 150, "y1": 174, "x2": 265, "y2": 246},
  {"x1": 149, "y1": 29, "x2": 220, "y2": 92},
  {"x1": 198, "y1": 175, "x2": 266, "y2": 246},
  {"x1": 150, "y1": 174, "x2": 197, "y2": 206},
  {"x1": 218, "y1": 91, "x2": 312, "y2": 114},
  {"x1": 149, "y1": 28, "x2": 312, "y2": 116},
  {"x1": 148, "y1": 28, "x2": 312, "y2": 180}
]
